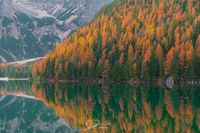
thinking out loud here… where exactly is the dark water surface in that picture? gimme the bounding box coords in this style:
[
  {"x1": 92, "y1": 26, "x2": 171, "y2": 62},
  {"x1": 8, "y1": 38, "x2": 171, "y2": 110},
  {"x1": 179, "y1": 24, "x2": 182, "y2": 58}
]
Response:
[{"x1": 0, "y1": 81, "x2": 199, "y2": 133}]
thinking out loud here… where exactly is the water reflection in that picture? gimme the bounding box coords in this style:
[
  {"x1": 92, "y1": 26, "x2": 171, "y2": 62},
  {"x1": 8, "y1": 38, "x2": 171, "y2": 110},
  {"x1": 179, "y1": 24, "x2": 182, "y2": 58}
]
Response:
[
  {"x1": 0, "y1": 81, "x2": 77, "y2": 133},
  {"x1": 0, "y1": 81, "x2": 32, "y2": 95},
  {"x1": 32, "y1": 83, "x2": 200, "y2": 133}
]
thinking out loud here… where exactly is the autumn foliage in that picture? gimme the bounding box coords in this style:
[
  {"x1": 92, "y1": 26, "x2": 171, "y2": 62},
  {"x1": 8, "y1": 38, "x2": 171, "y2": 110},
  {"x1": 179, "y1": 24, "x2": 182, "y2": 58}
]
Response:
[{"x1": 32, "y1": 0, "x2": 200, "y2": 80}]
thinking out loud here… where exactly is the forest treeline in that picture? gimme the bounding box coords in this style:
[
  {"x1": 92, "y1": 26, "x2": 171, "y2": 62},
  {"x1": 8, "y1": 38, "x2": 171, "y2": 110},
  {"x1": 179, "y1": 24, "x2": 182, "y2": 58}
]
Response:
[
  {"x1": 0, "y1": 63, "x2": 31, "y2": 78},
  {"x1": 32, "y1": 0, "x2": 200, "y2": 81}
]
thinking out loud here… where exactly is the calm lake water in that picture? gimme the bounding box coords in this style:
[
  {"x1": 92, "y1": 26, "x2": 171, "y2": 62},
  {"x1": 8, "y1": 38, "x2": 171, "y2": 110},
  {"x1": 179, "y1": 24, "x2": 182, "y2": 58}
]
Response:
[{"x1": 0, "y1": 81, "x2": 199, "y2": 133}]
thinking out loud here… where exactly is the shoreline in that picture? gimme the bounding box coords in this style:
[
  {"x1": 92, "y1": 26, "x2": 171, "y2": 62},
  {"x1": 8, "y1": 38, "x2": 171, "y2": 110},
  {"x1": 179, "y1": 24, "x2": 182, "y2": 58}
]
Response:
[
  {"x1": 0, "y1": 77, "x2": 30, "y2": 81},
  {"x1": 35, "y1": 77, "x2": 200, "y2": 86},
  {"x1": 1, "y1": 77, "x2": 200, "y2": 86}
]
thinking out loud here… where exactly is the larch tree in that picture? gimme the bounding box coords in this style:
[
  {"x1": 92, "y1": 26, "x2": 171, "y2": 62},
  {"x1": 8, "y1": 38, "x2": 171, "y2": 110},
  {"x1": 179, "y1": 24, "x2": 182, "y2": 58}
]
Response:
[
  {"x1": 128, "y1": 44, "x2": 134, "y2": 63},
  {"x1": 119, "y1": 52, "x2": 124, "y2": 64},
  {"x1": 142, "y1": 46, "x2": 152, "y2": 78},
  {"x1": 165, "y1": 47, "x2": 175, "y2": 75}
]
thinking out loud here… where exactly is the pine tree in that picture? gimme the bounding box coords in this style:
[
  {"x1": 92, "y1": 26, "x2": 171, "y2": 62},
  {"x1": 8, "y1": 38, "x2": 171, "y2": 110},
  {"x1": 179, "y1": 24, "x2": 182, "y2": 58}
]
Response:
[
  {"x1": 66, "y1": 62, "x2": 75, "y2": 79},
  {"x1": 149, "y1": 52, "x2": 159, "y2": 78},
  {"x1": 155, "y1": 44, "x2": 164, "y2": 76},
  {"x1": 171, "y1": 52, "x2": 179, "y2": 77}
]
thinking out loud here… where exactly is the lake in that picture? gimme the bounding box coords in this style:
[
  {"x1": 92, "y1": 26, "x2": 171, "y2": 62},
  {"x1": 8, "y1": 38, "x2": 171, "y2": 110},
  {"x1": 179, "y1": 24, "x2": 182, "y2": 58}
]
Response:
[{"x1": 0, "y1": 81, "x2": 199, "y2": 133}]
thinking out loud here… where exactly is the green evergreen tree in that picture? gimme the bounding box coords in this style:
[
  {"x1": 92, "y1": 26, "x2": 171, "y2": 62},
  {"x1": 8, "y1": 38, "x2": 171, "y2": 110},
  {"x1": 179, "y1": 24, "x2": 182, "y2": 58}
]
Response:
[
  {"x1": 171, "y1": 52, "x2": 179, "y2": 78},
  {"x1": 149, "y1": 53, "x2": 159, "y2": 78},
  {"x1": 66, "y1": 62, "x2": 75, "y2": 79}
]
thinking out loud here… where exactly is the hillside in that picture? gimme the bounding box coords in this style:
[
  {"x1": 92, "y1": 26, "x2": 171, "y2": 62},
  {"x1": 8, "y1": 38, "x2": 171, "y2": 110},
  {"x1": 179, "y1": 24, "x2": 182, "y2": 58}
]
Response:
[
  {"x1": 32, "y1": 0, "x2": 200, "y2": 81},
  {"x1": 0, "y1": 0, "x2": 112, "y2": 62}
]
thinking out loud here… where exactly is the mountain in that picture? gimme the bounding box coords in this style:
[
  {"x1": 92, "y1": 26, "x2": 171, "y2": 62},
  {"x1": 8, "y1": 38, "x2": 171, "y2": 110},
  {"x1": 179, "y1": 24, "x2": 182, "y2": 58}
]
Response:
[
  {"x1": 0, "y1": 0, "x2": 112, "y2": 62},
  {"x1": 0, "y1": 95, "x2": 77, "y2": 132},
  {"x1": 32, "y1": 0, "x2": 200, "y2": 81}
]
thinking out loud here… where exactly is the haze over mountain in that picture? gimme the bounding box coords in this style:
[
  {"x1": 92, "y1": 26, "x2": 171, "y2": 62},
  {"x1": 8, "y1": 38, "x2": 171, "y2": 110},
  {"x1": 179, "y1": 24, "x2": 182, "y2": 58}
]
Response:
[{"x1": 0, "y1": 0, "x2": 112, "y2": 62}]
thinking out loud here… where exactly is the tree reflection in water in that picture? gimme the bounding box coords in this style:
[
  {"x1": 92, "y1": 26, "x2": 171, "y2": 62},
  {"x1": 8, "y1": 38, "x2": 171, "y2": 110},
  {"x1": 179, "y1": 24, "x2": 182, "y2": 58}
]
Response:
[{"x1": 32, "y1": 83, "x2": 200, "y2": 133}]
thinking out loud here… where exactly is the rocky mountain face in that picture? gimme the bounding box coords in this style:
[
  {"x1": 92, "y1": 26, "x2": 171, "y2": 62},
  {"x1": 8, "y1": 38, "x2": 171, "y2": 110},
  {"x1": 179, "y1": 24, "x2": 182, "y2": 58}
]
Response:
[{"x1": 0, "y1": 0, "x2": 112, "y2": 62}]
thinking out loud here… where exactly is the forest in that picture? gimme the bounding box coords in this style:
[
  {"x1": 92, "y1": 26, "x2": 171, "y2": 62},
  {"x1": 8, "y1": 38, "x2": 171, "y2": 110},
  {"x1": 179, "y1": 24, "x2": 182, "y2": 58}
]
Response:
[
  {"x1": 32, "y1": 0, "x2": 200, "y2": 81},
  {"x1": 0, "y1": 63, "x2": 31, "y2": 78}
]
